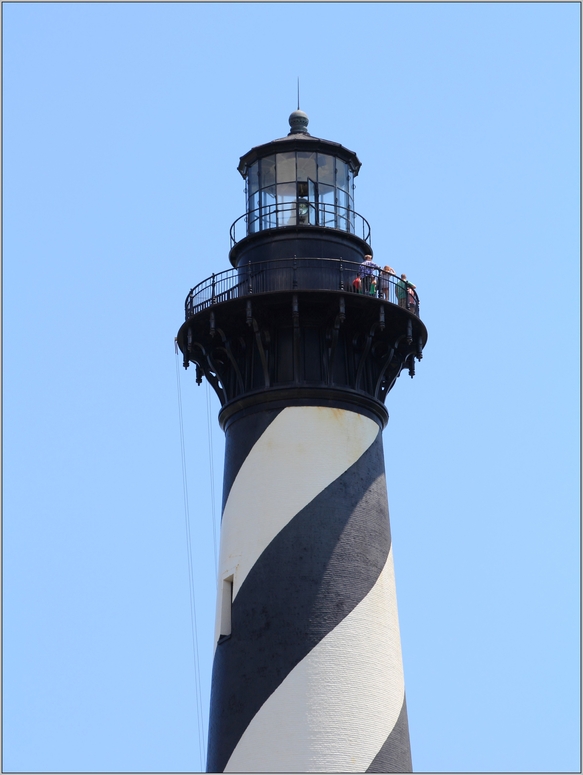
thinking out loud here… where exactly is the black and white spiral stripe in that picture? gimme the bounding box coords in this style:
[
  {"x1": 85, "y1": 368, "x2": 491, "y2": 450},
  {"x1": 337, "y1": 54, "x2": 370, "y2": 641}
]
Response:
[{"x1": 207, "y1": 406, "x2": 412, "y2": 773}]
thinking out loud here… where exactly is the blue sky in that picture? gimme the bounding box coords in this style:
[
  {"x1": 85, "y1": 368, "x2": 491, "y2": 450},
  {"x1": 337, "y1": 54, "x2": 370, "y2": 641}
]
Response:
[{"x1": 3, "y1": 2, "x2": 580, "y2": 772}]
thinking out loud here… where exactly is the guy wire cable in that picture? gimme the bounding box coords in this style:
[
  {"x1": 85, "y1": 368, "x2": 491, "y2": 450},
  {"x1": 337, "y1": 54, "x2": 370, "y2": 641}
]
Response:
[
  {"x1": 174, "y1": 343, "x2": 206, "y2": 769},
  {"x1": 205, "y1": 379, "x2": 218, "y2": 574}
]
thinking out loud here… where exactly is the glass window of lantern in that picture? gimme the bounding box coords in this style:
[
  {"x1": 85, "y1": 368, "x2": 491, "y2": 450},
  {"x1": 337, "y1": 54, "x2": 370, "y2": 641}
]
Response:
[
  {"x1": 260, "y1": 185, "x2": 276, "y2": 230},
  {"x1": 347, "y1": 169, "x2": 355, "y2": 222},
  {"x1": 337, "y1": 213, "x2": 349, "y2": 232},
  {"x1": 276, "y1": 152, "x2": 296, "y2": 183},
  {"x1": 248, "y1": 190, "x2": 260, "y2": 232},
  {"x1": 248, "y1": 162, "x2": 259, "y2": 197},
  {"x1": 335, "y1": 160, "x2": 349, "y2": 191},
  {"x1": 318, "y1": 183, "x2": 335, "y2": 204},
  {"x1": 318, "y1": 183, "x2": 336, "y2": 228},
  {"x1": 337, "y1": 187, "x2": 349, "y2": 212},
  {"x1": 297, "y1": 151, "x2": 317, "y2": 182},
  {"x1": 260, "y1": 156, "x2": 276, "y2": 188},
  {"x1": 317, "y1": 154, "x2": 335, "y2": 186},
  {"x1": 276, "y1": 182, "x2": 296, "y2": 226},
  {"x1": 337, "y1": 188, "x2": 349, "y2": 231}
]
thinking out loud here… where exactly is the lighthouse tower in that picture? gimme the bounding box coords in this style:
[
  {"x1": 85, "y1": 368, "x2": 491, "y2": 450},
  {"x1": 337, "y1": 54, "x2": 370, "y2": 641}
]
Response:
[{"x1": 176, "y1": 111, "x2": 427, "y2": 773}]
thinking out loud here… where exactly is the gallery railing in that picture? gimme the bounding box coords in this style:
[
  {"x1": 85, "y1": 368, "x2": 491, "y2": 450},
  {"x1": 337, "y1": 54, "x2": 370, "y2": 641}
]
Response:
[
  {"x1": 230, "y1": 203, "x2": 371, "y2": 247},
  {"x1": 184, "y1": 258, "x2": 420, "y2": 320}
]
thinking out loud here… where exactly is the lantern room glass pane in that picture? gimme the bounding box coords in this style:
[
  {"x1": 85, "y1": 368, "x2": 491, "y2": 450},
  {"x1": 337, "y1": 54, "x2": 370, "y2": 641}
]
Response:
[
  {"x1": 337, "y1": 188, "x2": 349, "y2": 232},
  {"x1": 248, "y1": 191, "x2": 260, "y2": 233},
  {"x1": 308, "y1": 179, "x2": 317, "y2": 225},
  {"x1": 318, "y1": 183, "x2": 336, "y2": 228},
  {"x1": 276, "y1": 152, "x2": 296, "y2": 183},
  {"x1": 260, "y1": 156, "x2": 276, "y2": 188},
  {"x1": 335, "y1": 159, "x2": 349, "y2": 191},
  {"x1": 276, "y1": 182, "x2": 296, "y2": 226},
  {"x1": 348, "y1": 190, "x2": 354, "y2": 212},
  {"x1": 318, "y1": 183, "x2": 335, "y2": 204},
  {"x1": 297, "y1": 152, "x2": 317, "y2": 182},
  {"x1": 337, "y1": 188, "x2": 348, "y2": 209},
  {"x1": 248, "y1": 162, "x2": 259, "y2": 197},
  {"x1": 260, "y1": 185, "x2": 276, "y2": 230},
  {"x1": 317, "y1": 154, "x2": 335, "y2": 186}
]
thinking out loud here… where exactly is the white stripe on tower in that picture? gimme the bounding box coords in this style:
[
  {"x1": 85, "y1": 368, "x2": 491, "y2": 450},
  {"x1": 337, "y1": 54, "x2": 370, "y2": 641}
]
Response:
[{"x1": 224, "y1": 547, "x2": 405, "y2": 773}]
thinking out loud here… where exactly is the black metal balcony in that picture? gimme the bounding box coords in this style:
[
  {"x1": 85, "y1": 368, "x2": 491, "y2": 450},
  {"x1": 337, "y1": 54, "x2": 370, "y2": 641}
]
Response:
[
  {"x1": 184, "y1": 257, "x2": 420, "y2": 320},
  {"x1": 230, "y1": 203, "x2": 371, "y2": 247}
]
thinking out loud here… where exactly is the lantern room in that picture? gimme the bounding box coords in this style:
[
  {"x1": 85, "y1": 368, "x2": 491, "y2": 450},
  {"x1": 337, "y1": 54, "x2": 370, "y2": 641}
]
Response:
[{"x1": 229, "y1": 110, "x2": 372, "y2": 268}]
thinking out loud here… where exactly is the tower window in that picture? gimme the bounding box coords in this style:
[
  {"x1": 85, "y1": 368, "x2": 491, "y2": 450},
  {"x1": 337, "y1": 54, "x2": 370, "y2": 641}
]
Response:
[{"x1": 219, "y1": 575, "x2": 234, "y2": 641}]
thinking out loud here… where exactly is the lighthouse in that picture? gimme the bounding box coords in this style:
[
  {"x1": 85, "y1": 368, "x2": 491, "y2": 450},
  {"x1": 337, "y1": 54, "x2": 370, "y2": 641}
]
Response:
[{"x1": 176, "y1": 110, "x2": 427, "y2": 773}]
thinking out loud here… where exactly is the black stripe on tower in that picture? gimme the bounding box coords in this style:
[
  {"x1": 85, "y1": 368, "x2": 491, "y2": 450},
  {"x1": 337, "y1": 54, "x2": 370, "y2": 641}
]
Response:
[
  {"x1": 367, "y1": 697, "x2": 413, "y2": 773},
  {"x1": 207, "y1": 429, "x2": 395, "y2": 773}
]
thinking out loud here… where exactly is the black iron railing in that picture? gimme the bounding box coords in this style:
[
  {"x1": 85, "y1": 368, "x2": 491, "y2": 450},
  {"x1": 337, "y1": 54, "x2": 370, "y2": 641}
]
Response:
[
  {"x1": 230, "y1": 203, "x2": 371, "y2": 247},
  {"x1": 184, "y1": 258, "x2": 420, "y2": 320}
]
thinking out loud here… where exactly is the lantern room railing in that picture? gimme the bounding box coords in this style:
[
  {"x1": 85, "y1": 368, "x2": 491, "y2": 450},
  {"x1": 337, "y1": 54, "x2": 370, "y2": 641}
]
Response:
[
  {"x1": 230, "y1": 203, "x2": 371, "y2": 247},
  {"x1": 184, "y1": 257, "x2": 420, "y2": 320}
]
